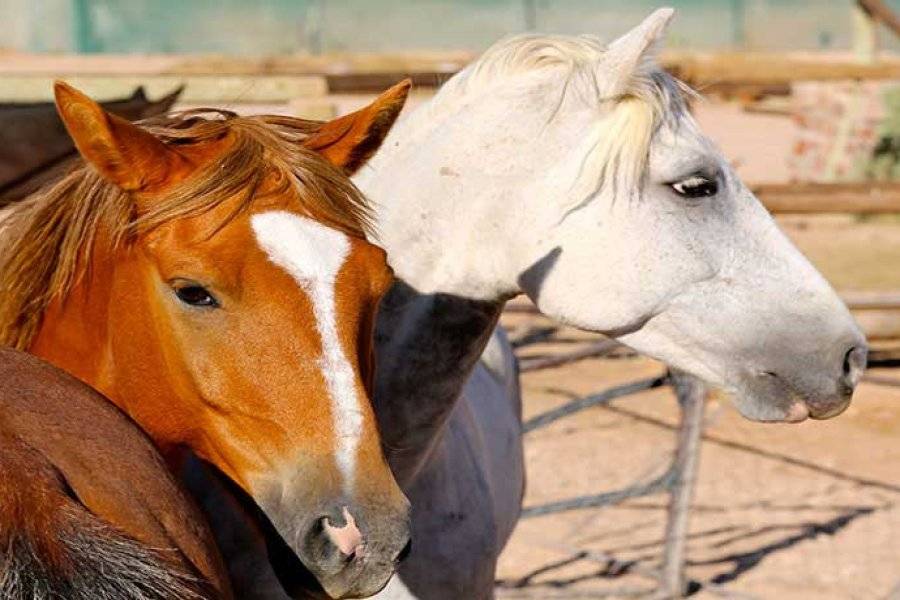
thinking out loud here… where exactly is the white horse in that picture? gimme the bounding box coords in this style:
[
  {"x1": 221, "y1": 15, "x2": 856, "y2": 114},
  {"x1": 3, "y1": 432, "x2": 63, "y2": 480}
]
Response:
[{"x1": 359, "y1": 8, "x2": 866, "y2": 599}]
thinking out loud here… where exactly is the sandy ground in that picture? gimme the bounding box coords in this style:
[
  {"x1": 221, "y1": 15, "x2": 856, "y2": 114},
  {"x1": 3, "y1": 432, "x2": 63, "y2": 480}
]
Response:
[{"x1": 494, "y1": 343, "x2": 900, "y2": 600}]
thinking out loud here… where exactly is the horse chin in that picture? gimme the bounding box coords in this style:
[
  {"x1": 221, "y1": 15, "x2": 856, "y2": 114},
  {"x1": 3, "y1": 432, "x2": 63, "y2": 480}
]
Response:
[
  {"x1": 713, "y1": 376, "x2": 851, "y2": 424},
  {"x1": 316, "y1": 566, "x2": 394, "y2": 600}
]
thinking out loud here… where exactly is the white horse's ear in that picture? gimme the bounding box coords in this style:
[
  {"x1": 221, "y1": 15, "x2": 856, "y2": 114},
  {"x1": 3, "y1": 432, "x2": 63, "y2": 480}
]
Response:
[{"x1": 601, "y1": 7, "x2": 675, "y2": 98}]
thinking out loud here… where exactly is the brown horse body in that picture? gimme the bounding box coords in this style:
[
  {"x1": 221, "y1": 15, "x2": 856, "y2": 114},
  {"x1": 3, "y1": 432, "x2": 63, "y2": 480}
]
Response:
[
  {"x1": 0, "y1": 347, "x2": 229, "y2": 599},
  {"x1": 0, "y1": 81, "x2": 412, "y2": 598}
]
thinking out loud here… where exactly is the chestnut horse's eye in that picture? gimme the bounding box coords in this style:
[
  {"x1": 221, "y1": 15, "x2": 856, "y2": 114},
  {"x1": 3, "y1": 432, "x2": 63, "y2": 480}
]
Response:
[{"x1": 174, "y1": 285, "x2": 219, "y2": 308}]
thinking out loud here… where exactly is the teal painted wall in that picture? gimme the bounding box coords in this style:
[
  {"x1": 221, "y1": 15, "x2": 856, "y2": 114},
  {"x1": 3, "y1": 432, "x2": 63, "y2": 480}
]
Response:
[{"x1": 3, "y1": 0, "x2": 900, "y2": 54}]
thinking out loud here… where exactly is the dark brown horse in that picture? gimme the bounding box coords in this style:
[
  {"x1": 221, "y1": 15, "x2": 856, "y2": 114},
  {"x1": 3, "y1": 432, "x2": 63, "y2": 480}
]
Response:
[
  {"x1": 0, "y1": 86, "x2": 183, "y2": 204},
  {"x1": 0, "y1": 346, "x2": 230, "y2": 599}
]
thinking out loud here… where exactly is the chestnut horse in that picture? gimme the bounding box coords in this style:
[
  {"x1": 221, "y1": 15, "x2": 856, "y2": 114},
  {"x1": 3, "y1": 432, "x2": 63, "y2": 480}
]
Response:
[
  {"x1": 0, "y1": 81, "x2": 412, "y2": 598},
  {"x1": 0, "y1": 346, "x2": 228, "y2": 599}
]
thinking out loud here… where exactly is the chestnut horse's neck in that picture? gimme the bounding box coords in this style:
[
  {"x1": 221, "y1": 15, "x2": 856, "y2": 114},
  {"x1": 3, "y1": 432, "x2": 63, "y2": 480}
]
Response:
[
  {"x1": 29, "y1": 247, "x2": 113, "y2": 382},
  {"x1": 28, "y1": 241, "x2": 192, "y2": 456}
]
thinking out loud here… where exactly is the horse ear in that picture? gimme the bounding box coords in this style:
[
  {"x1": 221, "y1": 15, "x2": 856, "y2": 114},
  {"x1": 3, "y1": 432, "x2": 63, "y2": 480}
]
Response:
[
  {"x1": 601, "y1": 7, "x2": 674, "y2": 98},
  {"x1": 54, "y1": 81, "x2": 179, "y2": 191},
  {"x1": 303, "y1": 79, "x2": 411, "y2": 175}
]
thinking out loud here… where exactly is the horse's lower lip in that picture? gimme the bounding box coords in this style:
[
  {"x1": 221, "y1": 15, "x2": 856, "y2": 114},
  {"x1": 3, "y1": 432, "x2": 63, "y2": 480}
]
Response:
[
  {"x1": 753, "y1": 371, "x2": 853, "y2": 422},
  {"x1": 783, "y1": 401, "x2": 810, "y2": 423},
  {"x1": 784, "y1": 396, "x2": 852, "y2": 422},
  {"x1": 808, "y1": 397, "x2": 852, "y2": 420}
]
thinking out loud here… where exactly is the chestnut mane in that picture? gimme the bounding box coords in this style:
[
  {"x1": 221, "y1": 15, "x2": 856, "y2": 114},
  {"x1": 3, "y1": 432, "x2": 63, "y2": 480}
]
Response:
[{"x1": 0, "y1": 110, "x2": 373, "y2": 350}]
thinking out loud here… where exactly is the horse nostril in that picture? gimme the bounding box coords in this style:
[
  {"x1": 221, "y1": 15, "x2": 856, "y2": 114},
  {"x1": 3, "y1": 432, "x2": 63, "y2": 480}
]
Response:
[
  {"x1": 322, "y1": 508, "x2": 363, "y2": 559},
  {"x1": 396, "y1": 538, "x2": 412, "y2": 564},
  {"x1": 841, "y1": 345, "x2": 867, "y2": 389}
]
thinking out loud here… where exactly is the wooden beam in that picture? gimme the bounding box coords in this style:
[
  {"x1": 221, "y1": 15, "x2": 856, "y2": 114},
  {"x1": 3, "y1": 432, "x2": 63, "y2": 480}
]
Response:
[
  {"x1": 754, "y1": 182, "x2": 900, "y2": 214},
  {"x1": 859, "y1": 0, "x2": 900, "y2": 40},
  {"x1": 854, "y1": 1, "x2": 879, "y2": 63},
  {"x1": 505, "y1": 293, "x2": 900, "y2": 344},
  {"x1": 508, "y1": 291, "x2": 900, "y2": 315},
  {"x1": 854, "y1": 309, "x2": 900, "y2": 341},
  {"x1": 661, "y1": 373, "x2": 706, "y2": 598},
  {"x1": 5, "y1": 50, "x2": 900, "y2": 96},
  {"x1": 519, "y1": 340, "x2": 619, "y2": 372},
  {"x1": 0, "y1": 75, "x2": 327, "y2": 103},
  {"x1": 842, "y1": 291, "x2": 900, "y2": 310}
]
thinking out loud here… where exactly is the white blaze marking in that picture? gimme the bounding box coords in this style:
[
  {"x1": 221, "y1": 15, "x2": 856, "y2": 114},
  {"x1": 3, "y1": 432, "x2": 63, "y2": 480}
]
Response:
[{"x1": 251, "y1": 211, "x2": 362, "y2": 493}]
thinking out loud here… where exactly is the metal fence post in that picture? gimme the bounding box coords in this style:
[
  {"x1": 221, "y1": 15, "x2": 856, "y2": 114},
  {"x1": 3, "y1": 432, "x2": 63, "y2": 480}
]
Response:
[{"x1": 660, "y1": 371, "x2": 707, "y2": 597}]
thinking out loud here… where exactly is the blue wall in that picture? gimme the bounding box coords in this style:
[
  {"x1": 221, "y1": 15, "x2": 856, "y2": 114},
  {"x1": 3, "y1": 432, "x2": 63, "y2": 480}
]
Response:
[{"x1": 4, "y1": 0, "x2": 900, "y2": 55}]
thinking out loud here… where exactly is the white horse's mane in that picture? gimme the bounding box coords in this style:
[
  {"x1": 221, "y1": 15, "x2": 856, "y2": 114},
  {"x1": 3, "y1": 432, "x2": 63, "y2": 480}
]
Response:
[
  {"x1": 412, "y1": 33, "x2": 692, "y2": 203},
  {"x1": 441, "y1": 32, "x2": 688, "y2": 118}
]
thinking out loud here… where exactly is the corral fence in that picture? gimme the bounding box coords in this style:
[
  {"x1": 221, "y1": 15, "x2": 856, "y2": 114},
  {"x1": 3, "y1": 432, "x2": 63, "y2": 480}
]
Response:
[{"x1": 505, "y1": 285, "x2": 900, "y2": 598}]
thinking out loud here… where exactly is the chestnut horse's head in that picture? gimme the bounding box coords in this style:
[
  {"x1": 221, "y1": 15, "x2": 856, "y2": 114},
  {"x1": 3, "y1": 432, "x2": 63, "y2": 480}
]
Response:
[{"x1": 0, "y1": 81, "x2": 412, "y2": 598}]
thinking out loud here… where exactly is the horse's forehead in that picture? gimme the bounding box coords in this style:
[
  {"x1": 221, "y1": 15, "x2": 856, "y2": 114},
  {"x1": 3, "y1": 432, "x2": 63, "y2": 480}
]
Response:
[
  {"x1": 146, "y1": 131, "x2": 237, "y2": 192},
  {"x1": 249, "y1": 210, "x2": 371, "y2": 494},
  {"x1": 251, "y1": 211, "x2": 389, "y2": 287},
  {"x1": 251, "y1": 211, "x2": 352, "y2": 288},
  {"x1": 649, "y1": 115, "x2": 718, "y2": 171}
]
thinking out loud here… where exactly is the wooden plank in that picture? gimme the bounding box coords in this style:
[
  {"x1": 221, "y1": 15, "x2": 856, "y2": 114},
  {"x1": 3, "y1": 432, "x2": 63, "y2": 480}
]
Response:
[
  {"x1": 508, "y1": 292, "x2": 900, "y2": 313},
  {"x1": 660, "y1": 373, "x2": 706, "y2": 598},
  {"x1": 519, "y1": 340, "x2": 619, "y2": 372},
  {"x1": 5, "y1": 50, "x2": 900, "y2": 96},
  {"x1": 0, "y1": 52, "x2": 473, "y2": 77},
  {"x1": 505, "y1": 294, "x2": 900, "y2": 343},
  {"x1": 662, "y1": 51, "x2": 900, "y2": 86},
  {"x1": 859, "y1": 0, "x2": 900, "y2": 40},
  {"x1": 854, "y1": 2, "x2": 880, "y2": 63},
  {"x1": 854, "y1": 309, "x2": 900, "y2": 341},
  {"x1": 870, "y1": 340, "x2": 900, "y2": 362},
  {"x1": 842, "y1": 291, "x2": 900, "y2": 310},
  {"x1": 0, "y1": 75, "x2": 327, "y2": 103},
  {"x1": 175, "y1": 100, "x2": 336, "y2": 120},
  {"x1": 755, "y1": 182, "x2": 900, "y2": 214},
  {"x1": 326, "y1": 71, "x2": 454, "y2": 93}
]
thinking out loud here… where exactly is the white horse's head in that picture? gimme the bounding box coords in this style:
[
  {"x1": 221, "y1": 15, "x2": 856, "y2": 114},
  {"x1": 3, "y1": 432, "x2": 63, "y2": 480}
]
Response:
[{"x1": 362, "y1": 8, "x2": 866, "y2": 422}]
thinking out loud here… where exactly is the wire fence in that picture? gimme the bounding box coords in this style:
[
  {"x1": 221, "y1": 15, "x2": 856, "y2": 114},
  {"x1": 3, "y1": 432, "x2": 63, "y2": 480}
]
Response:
[
  {"x1": 506, "y1": 314, "x2": 900, "y2": 598},
  {"x1": 510, "y1": 323, "x2": 708, "y2": 597}
]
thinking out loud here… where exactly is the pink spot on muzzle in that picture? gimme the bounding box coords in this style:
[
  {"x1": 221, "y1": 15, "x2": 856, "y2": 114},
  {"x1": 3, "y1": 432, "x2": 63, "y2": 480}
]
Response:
[{"x1": 323, "y1": 507, "x2": 364, "y2": 558}]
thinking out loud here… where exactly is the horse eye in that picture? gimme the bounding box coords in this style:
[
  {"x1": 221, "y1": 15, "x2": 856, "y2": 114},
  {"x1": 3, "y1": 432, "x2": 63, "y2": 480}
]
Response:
[
  {"x1": 174, "y1": 285, "x2": 219, "y2": 308},
  {"x1": 671, "y1": 175, "x2": 718, "y2": 199}
]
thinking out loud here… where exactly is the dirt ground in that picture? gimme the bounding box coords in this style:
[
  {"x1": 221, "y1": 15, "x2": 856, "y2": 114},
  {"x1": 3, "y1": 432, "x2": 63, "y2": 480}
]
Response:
[
  {"x1": 493, "y1": 215, "x2": 900, "y2": 600},
  {"x1": 495, "y1": 349, "x2": 900, "y2": 599}
]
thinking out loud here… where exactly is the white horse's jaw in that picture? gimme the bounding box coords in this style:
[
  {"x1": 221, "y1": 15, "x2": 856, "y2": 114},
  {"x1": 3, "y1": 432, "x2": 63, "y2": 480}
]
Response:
[{"x1": 357, "y1": 8, "x2": 867, "y2": 423}]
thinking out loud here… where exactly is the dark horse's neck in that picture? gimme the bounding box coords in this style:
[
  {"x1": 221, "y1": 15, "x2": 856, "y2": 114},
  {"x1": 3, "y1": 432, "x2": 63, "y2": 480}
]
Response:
[{"x1": 372, "y1": 280, "x2": 504, "y2": 486}]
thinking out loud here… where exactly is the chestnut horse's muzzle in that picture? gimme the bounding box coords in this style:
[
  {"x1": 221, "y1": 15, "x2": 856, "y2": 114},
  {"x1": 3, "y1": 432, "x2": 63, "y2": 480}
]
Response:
[{"x1": 273, "y1": 499, "x2": 411, "y2": 598}]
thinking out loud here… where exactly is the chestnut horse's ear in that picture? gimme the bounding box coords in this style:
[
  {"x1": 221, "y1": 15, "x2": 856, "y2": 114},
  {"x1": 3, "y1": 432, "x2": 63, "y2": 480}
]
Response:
[
  {"x1": 54, "y1": 81, "x2": 179, "y2": 191},
  {"x1": 303, "y1": 79, "x2": 411, "y2": 175}
]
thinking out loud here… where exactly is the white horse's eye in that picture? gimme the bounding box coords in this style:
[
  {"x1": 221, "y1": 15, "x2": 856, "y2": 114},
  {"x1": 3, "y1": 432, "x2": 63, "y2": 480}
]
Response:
[{"x1": 671, "y1": 175, "x2": 718, "y2": 199}]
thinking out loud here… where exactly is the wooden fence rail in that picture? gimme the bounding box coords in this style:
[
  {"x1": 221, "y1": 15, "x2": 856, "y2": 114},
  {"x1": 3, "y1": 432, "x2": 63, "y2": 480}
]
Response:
[{"x1": 755, "y1": 182, "x2": 900, "y2": 214}]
